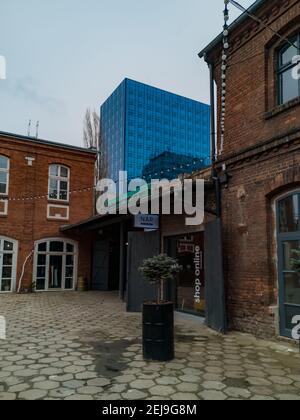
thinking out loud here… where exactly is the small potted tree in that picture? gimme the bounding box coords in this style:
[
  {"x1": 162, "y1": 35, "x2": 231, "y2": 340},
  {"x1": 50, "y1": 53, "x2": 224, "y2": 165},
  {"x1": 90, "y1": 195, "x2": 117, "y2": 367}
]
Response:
[{"x1": 139, "y1": 254, "x2": 181, "y2": 362}]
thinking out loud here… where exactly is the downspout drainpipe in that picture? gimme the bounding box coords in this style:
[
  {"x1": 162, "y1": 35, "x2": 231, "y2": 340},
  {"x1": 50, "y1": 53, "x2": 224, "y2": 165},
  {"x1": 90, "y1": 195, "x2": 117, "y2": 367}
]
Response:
[{"x1": 206, "y1": 57, "x2": 227, "y2": 333}]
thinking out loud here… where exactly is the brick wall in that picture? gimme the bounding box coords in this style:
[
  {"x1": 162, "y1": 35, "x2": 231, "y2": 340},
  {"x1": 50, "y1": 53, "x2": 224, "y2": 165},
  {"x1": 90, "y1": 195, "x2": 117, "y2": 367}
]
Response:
[
  {"x1": 205, "y1": 0, "x2": 300, "y2": 337},
  {"x1": 0, "y1": 134, "x2": 96, "y2": 290}
]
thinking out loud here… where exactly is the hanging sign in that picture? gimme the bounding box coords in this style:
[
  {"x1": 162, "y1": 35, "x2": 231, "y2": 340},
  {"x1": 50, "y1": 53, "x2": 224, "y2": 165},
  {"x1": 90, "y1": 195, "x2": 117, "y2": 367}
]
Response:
[{"x1": 134, "y1": 214, "x2": 159, "y2": 230}]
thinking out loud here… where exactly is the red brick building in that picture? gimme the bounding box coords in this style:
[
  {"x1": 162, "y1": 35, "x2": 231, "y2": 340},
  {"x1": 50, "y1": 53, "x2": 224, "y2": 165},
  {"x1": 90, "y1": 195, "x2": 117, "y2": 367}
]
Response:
[
  {"x1": 199, "y1": 0, "x2": 300, "y2": 338},
  {"x1": 0, "y1": 131, "x2": 96, "y2": 293}
]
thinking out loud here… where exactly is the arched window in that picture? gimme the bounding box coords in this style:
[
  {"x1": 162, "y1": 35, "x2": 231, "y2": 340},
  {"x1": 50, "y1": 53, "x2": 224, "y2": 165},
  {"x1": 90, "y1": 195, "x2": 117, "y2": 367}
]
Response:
[
  {"x1": 48, "y1": 165, "x2": 69, "y2": 201},
  {"x1": 277, "y1": 34, "x2": 300, "y2": 105},
  {"x1": 0, "y1": 155, "x2": 9, "y2": 196},
  {"x1": 277, "y1": 192, "x2": 300, "y2": 338},
  {"x1": 34, "y1": 239, "x2": 77, "y2": 291}
]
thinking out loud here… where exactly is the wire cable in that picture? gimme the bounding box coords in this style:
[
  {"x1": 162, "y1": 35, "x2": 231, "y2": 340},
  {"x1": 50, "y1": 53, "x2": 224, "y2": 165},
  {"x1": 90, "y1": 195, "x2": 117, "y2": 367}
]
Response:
[{"x1": 229, "y1": 0, "x2": 300, "y2": 52}]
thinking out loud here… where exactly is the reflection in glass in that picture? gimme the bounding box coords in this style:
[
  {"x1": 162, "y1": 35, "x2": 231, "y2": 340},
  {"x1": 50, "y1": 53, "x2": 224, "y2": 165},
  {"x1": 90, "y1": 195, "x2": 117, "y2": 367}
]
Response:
[{"x1": 279, "y1": 195, "x2": 299, "y2": 233}]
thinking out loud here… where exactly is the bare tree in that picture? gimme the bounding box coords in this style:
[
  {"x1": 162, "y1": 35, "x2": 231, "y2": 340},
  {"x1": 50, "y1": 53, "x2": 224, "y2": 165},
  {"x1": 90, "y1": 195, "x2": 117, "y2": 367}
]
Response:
[
  {"x1": 83, "y1": 108, "x2": 99, "y2": 149},
  {"x1": 83, "y1": 108, "x2": 106, "y2": 181}
]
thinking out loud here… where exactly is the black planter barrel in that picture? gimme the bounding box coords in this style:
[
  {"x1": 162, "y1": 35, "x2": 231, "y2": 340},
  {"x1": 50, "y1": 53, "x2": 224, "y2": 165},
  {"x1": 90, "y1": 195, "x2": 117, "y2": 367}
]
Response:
[{"x1": 142, "y1": 302, "x2": 174, "y2": 362}]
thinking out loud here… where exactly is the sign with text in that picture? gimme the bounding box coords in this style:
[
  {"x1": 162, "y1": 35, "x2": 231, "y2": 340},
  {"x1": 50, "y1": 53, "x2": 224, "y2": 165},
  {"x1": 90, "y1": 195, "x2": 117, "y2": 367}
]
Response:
[{"x1": 134, "y1": 214, "x2": 159, "y2": 230}]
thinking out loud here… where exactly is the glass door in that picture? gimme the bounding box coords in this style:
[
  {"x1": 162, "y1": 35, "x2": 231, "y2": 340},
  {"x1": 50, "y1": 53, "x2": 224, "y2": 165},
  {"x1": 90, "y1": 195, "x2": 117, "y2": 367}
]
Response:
[
  {"x1": 49, "y1": 255, "x2": 63, "y2": 289},
  {"x1": 277, "y1": 193, "x2": 300, "y2": 337},
  {"x1": 165, "y1": 233, "x2": 205, "y2": 316},
  {"x1": 34, "y1": 240, "x2": 77, "y2": 291}
]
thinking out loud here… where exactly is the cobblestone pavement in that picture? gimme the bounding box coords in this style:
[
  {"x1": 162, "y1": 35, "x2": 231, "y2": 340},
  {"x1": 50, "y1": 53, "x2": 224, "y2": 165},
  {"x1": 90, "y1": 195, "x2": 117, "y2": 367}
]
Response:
[{"x1": 0, "y1": 292, "x2": 300, "y2": 400}]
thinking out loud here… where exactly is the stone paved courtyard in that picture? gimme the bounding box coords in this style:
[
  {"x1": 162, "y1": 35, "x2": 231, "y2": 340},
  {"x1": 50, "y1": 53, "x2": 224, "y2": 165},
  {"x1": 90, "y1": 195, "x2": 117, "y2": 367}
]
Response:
[{"x1": 0, "y1": 292, "x2": 300, "y2": 400}]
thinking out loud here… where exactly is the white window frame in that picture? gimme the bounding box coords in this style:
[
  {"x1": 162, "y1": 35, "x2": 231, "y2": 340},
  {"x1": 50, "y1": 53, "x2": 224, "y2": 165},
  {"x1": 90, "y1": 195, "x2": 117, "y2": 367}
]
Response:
[
  {"x1": 0, "y1": 156, "x2": 9, "y2": 197},
  {"x1": 47, "y1": 204, "x2": 70, "y2": 221},
  {"x1": 48, "y1": 165, "x2": 70, "y2": 203},
  {"x1": 0, "y1": 199, "x2": 8, "y2": 216},
  {"x1": 33, "y1": 238, "x2": 78, "y2": 292},
  {"x1": 0, "y1": 236, "x2": 18, "y2": 293}
]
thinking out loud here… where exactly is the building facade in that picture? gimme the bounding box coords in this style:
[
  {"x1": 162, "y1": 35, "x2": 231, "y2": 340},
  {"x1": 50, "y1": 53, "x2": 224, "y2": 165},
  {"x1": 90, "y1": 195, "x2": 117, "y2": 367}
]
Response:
[
  {"x1": 199, "y1": 0, "x2": 300, "y2": 339},
  {"x1": 0, "y1": 131, "x2": 96, "y2": 293},
  {"x1": 142, "y1": 151, "x2": 206, "y2": 182},
  {"x1": 100, "y1": 78, "x2": 211, "y2": 181}
]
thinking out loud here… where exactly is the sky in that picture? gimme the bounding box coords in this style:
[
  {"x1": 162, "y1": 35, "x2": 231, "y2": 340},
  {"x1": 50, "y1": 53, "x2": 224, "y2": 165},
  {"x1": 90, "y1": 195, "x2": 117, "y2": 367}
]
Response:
[{"x1": 0, "y1": 0, "x2": 254, "y2": 147}]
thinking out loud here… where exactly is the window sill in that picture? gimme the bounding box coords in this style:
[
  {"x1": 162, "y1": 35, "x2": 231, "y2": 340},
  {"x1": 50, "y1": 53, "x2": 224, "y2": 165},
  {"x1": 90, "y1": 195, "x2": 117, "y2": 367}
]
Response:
[
  {"x1": 265, "y1": 97, "x2": 300, "y2": 120},
  {"x1": 47, "y1": 199, "x2": 70, "y2": 205}
]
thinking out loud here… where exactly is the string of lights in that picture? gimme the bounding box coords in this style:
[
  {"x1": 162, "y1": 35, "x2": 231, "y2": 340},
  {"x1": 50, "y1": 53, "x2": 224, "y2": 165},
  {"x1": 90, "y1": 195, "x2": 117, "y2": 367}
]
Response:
[
  {"x1": 220, "y1": 0, "x2": 230, "y2": 155},
  {"x1": 2, "y1": 156, "x2": 212, "y2": 202}
]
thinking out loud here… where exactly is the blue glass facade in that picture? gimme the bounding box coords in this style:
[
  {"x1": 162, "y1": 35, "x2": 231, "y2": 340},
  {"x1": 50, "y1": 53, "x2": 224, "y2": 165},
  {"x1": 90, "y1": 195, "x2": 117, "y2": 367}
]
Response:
[{"x1": 101, "y1": 79, "x2": 210, "y2": 182}]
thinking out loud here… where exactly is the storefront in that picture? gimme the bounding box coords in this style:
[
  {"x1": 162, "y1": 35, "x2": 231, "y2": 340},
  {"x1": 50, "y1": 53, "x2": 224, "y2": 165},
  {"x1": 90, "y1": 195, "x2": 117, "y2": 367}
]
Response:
[{"x1": 165, "y1": 232, "x2": 205, "y2": 316}]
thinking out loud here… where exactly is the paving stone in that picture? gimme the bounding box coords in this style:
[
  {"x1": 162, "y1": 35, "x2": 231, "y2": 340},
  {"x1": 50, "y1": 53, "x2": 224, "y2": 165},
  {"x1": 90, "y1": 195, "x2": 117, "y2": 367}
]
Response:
[
  {"x1": 199, "y1": 390, "x2": 227, "y2": 400},
  {"x1": 179, "y1": 375, "x2": 201, "y2": 383},
  {"x1": 14, "y1": 369, "x2": 38, "y2": 378},
  {"x1": 131, "y1": 379, "x2": 156, "y2": 390},
  {"x1": 34, "y1": 380, "x2": 60, "y2": 390},
  {"x1": 0, "y1": 392, "x2": 17, "y2": 400},
  {"x1": 62, "y1": 380, "x2": 86, "y2": 389},
  {"x1": 8, "y1": 383, "x2": 30, "y2": 393},
  {"x1": 95, "y1": 393, "x2": 121, "y2": 400},
  {"x1": 171, "y1": 393, "x2": 199, "y2": 400},
  {"x1": 275, "y1": 394, "x2": 300, "y2": 401},
  {"x1": 75, "y1": 372, "x2": 98, "y2": 380},
  {"x1": 2, "y1": 291, "x2": 300, "y2": 401},
  {"x1": 63, "y1": 365, "x2": 86, "y2": 374},
  {"x1": 202, "y1": 381, "x2": 226, "y2": 391},
  {"x1": 87, "y1": 378, "x2": 111, "y2": 387},
  {"x1": 156, "y1": 377, "x2": 181, "y2": 386},
  {"x1": 77, "y1": 386, "x2": 103, "y2": 395},
  {"x1": 40, "y1": 368, "x2": 63, "y2": 376},
  {"x1": 149, "y1": 385, "x2": 176, "y2": 397},
  {"x1": 19, "y1": 389, "x2": 48, "y2": 400},
  {"x1": 224, "y1": 387, "x2": 251, "y2": 399},
  {"x1": 269, "y1": 376, "x2": 294, "y2": 385},
  {"x1": 176, "y1": 383, "x2": 199, "y2": 393},
  {"x1": 115, "y1": 375, "x2": 136, "y2": 384},
  {"x1": 65, "y1": 394, "x2": 94, "y2": 400},
  {"x1": 251, "y1": 395, "x2": 275, "y2": 400},
  {"x1": 122, "y1": 390, "x2": 148, "y2": 400},
  {"x1": 246, "y1": 377, "x2": 272, "y2": 386}
]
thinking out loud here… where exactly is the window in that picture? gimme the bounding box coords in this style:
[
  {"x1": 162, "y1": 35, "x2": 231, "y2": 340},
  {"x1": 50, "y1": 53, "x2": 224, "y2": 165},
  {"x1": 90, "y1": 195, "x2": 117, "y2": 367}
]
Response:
[
  {"x1": 0, "y1": 156, "x2": 9, "y2": 196},
  {"x1": 48, "y1": 165, "x2": 69, "y2": 201},
  {"x1": 34, "y1": 239, "x2": 77, "y2": 291},
  {"x1": 0, "y1": 237, "x2": 18, "y2": 293},
  {"x1": 277, "y1": 34, "x2": 300, "y2": 105},
  {"x1": 277, "y1": 192, "x2": 300, "y2": 338}
]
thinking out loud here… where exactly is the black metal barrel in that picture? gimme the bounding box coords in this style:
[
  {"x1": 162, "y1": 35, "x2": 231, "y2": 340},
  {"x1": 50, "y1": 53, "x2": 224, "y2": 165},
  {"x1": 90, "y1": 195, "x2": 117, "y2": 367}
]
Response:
[{"x1": 142, "y1": 302, "x2": 174, "y2": 361}]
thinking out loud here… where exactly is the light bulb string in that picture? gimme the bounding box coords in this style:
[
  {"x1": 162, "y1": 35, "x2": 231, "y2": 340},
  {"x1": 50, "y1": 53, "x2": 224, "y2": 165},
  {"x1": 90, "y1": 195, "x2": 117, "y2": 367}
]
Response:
[
  {"x1": 0, "y1": 155, "x2": 212, "y2": 202},
  {"x1": 220, "y1": 0, "x2": 230, "y2": 155}
]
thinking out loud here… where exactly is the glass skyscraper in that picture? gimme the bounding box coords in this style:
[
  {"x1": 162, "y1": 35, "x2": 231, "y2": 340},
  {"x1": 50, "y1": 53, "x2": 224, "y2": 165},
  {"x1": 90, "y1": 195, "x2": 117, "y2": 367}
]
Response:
[{"x1": 100, "y1": 78, "x2": 210, "y2": 182}]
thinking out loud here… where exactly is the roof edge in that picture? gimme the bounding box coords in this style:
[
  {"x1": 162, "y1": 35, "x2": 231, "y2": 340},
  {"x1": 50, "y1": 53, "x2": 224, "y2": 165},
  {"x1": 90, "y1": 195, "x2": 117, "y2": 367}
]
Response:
[
  {"x1": 0, "y1": 131, "x2": 97, "y2": 155},
  {"x1": 198, "y1": 0, "x2": 267, "y2": 59}
]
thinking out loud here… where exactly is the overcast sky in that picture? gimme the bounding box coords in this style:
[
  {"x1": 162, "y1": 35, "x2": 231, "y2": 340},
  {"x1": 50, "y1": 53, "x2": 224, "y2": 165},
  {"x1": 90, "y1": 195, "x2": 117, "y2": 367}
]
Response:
[{"x1": 0, "y1": 0, "x2": 254, "y2": 147}]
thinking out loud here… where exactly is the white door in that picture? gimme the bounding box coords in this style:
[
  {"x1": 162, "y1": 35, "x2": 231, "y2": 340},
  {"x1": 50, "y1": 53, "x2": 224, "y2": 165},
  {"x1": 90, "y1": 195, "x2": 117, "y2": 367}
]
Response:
[{"x1": 0, "y1": 237, "x2": 18, "y2": 293}]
